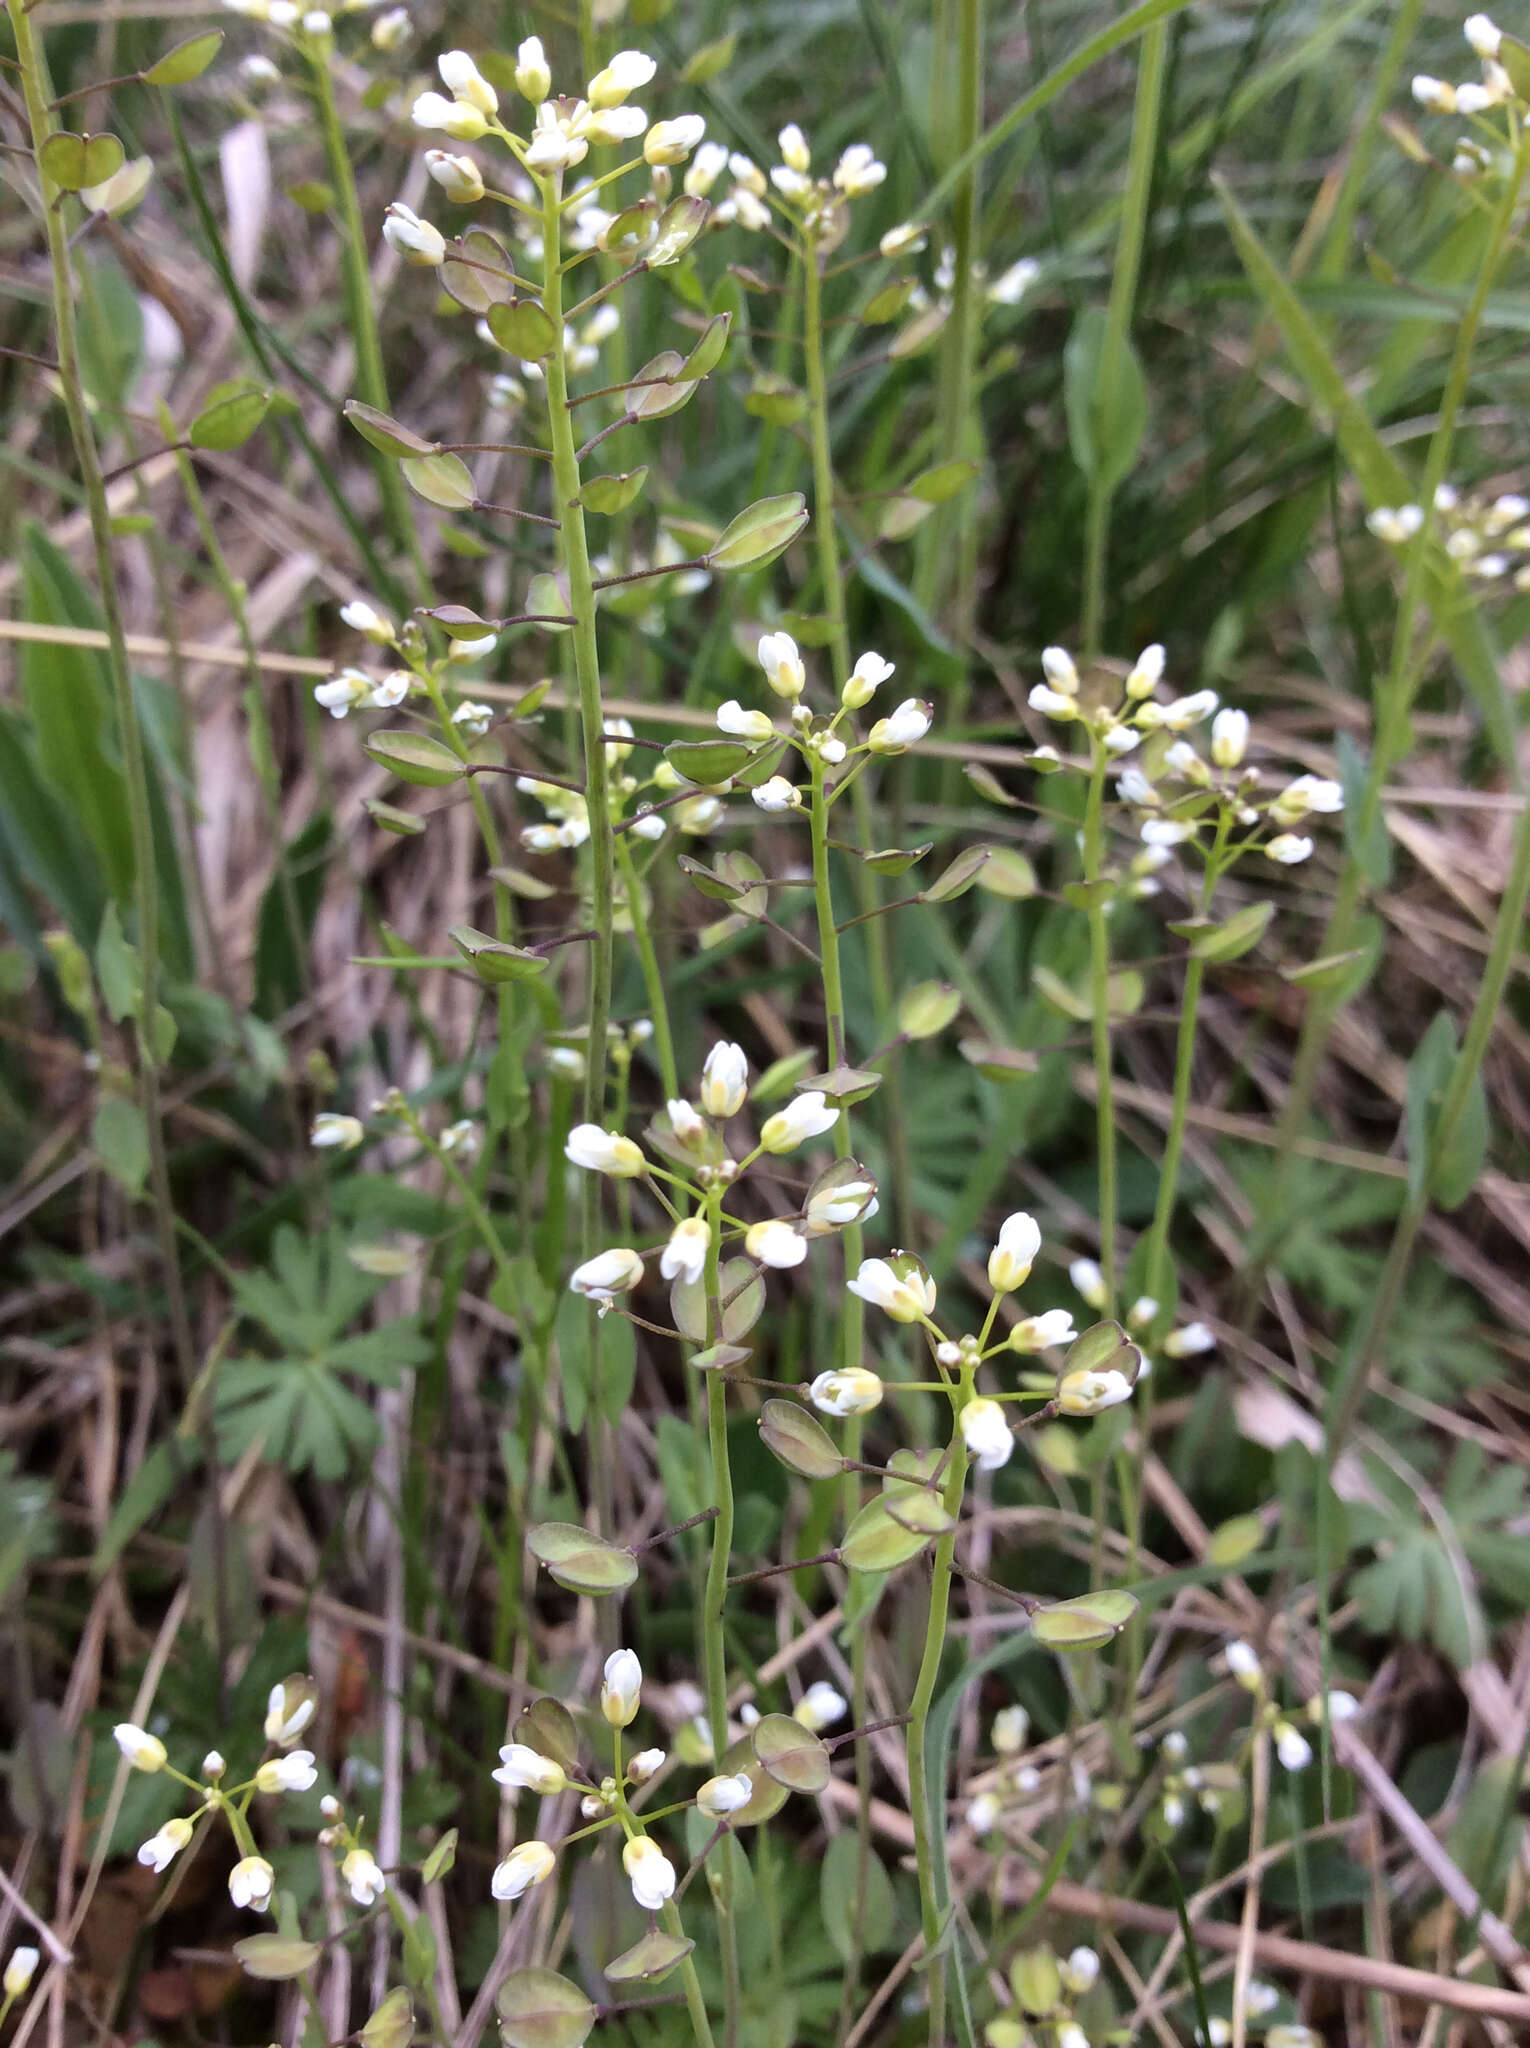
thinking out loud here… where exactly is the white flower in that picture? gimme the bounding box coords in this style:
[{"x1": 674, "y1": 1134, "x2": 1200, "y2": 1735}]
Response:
[
  {"x1": 1008, "y1": 1309, "x2": 1077, "y2": 1353},
  {"x1": 1455, "y1": 81, "x2": 1498, "y2": 113},
  {"x1": 794, "y1": 1680, "x2": 847, "y2": 1732},
  {"x1": 696, "y1": 1772, "x2": 752, "y2": 1818},
  {"x1": 686, "y1": 140, "x2": 730, "y2": 195},
  {"x1": 987, "y1": 1210, "x2": 1040, "y2": 1293},
  {"x1": 371, "y1": 7, "x2": 409, "y2": 49},
  {"x1": 1056, "y1": 1368, "x2": 1134, "y2": 1416},
  {"x1": 1465, "y1": 12, "x2": 1501, "y2": 58},
  {"x1": 1272, "y1": 774, "x2": 1343, "y2": 819},
  {"x1": 1102, "y1": 724, "x2": 1140, "y2": 756},
  {"x1": 452, "y1": 700, "x2": 493, "y2": 736},
  {"x1": 757, "y1": 630, "x2": 806, "y2": 699},
  {"x1": 383, "y1": 202, "x2": 448, "y2": 266},
  {"x1": 1225, "y1": 1640, "x2": 1260, "y2": 1684},
  {"x1": 1245, "y1": 1981, "x2": 1280, "y2": 2019},
  {"x1": 867, "y1": 698, "x2": 932, "y2": 753},
  {"x1": 1069, "y1": 1257, "x2": 1105, "y2": 1309},
  {"x1": 760, "y1": 1090, "x2": 839, "y2": 1154},
  {"x1": 1160, "y1": 1729, "x2": 1189, "y2": 1762},
  {"x1": 367, "y1": 672, "x2": 410, "y2": 710},
  {"x1": 256, "y1": 1749, "x2": 318, "y2": 1794},
  {"x1": 570, "y1": 1247, "x2": 644, "y2": 1303},
  {"x1": 966, "y1": 1792, "x2": 999, "y2": 1833},
  {"x1": 991, "y1": 1705, "x2": 1029, "y2": 1755},
  {"x1": 847, "y1": 1256, "x2": 936, "y2": 1323},
  {"x1": 1061, "y1": 1946, "x2": 1100, "y2": 1995},
  {"x1": 492, "y1": 1840, "x2": 556, "y2": 1900},
  {"x1": 203, "y1": 1751, "x2": 225, "y2": 1778},
  {"x1": 412, "y1": 90, "x2": 488, "y2": 140},
  {"x1": 646, "y1": 115, "x2": 705, "y2": 165},
  {"x1": 1127, "y1": 1295, "x2": 1159, "y2": 1332},
  {"x1": 340, "y1": 597, "x2": 391, "y2": 641},
  {"x1": 1029, "y1": 683, "x2": 1078, "y2": 720},
  {"x1": 583, "y1": 105, "x2": 649, "y2": 146},
  {"x1": 3, "y1": 1949, "x2": 39, "y2": 2000},
  {"x1": 808, "y1": 1367, "x2": 883, "y2": 1417},
  {"x1": 805, "y1": 1178, "x2": 878, "y2": 1231},
  {"x1": 629, "y1": 810, "x2": 666, "y2": 840},
  {"x1": 622, "y1": 1836, "x2": 675, "y2": 1911},
  {"x1": 1160, "y1": 688, "x2": 1219, "y2": 731},
  {"x1": 1163, "y1": 1321, "x2": 1215, "y2": 1357},
  {"x1": 667, "y1": 1097, "x2": 706, "y2": 1145},
  {"x1": 514, "y1": 35, "x2": 550, "y2": 101},
  {"x1": 438, "y1": 48, "x2": 497, "y2": 114},
  {"x1": 311, "y1": 1113, "x2": 364, "y2": 1151},
  {"x1": 989, "y1": 257, "x2": 1040, "y2": 305},
  {"x1": 493, "y1": 1745, "x2": 567, "y2": 1795},
  {"x1": 314, "y1": 667, "x2": 372, "y2": 717},
  {"x1": 1266, "y1": 833, "x2": 1313, "y2": 865},
  {"x1": 229, "y1": 1855, "x2": 275, "y2": 1911},
  {"x1": 1056, "y1": 2027, "x2": 1090, "y2": 2048},
  {"x1": 700, "y1": 1042, "x2": 749, "y2": 1118},
  {"x1": 602, "y1": 1648, "x2": 642, "y2": 1727},
  {"x1": 440, "y1": 1118, "x2": 480, "y2": 1156},
  {"x1": 525, "y1": 118, "x2": 583, "y2": 172},
  {"x1": 777, "y1": 122, "x2": 810, "y2": 173},
  {"x1": 564, "y1": 1123, "x2": 644, "y2": 1177},
  {"x1": 1118, "y1": 767, "x2": 1158, "y2": 807},
  {"x1": 960, "y1": 1397, "x2": 1013, "y2": 1472},
  {"x1": 589, "y1": 49, "x2": 656, "y2": 107},
  {"x1": 137, "y1": 1817, "x2": 194, "y2": 1873},
  {"x1": 752, "y1": 776, "x2": 801, "y2": 813},
  {"x1": 425, "y1": 150, "x2": 485, "y2": 203},
  {"x1": 113, "y1": 1724, "x2": 167, "y2": 1772},
  {"x1": 1041, "y1": 646, "x2": 1080, "y2": 695},
  {"x1": 1367, "y1": 503, "x2": 1425, "y2": 544},
  {"x1": 815, "y1": 735, "x2": 847, "y2": 765},
  {"x1": 715, "y1": 699, "x2": 774, "y2": 742},
  {"x1": 628, "y1": 1748, "x2": 666, "y2": 1783},
  {"x1": 661, "y1": 1216, "x2": 709, "y2": 1285},
  {"x1": 1275, "y1": 1723, "x2": 1313, "y2": 1772},
  {"x1": 1310, "y1": 1688, "x2": 1360, "y2": 1724},
  {"x1": 265, "y1": 1680, "x2": 317, "y2": 1746},
  {"x1": 844, "y1": 648, "x2": 893, "y2": 708},
  {"x1": 833, "y1": 143, "x2": 886, "y2": 195},
  {"x1": 301, "y1": 11, "x2": 331, "y2": 35},
  {"x1": 1411, "y1": 74, "x2": 1456, "y2": 111},
  {"x1": 1210, "y1": 708, "x2": 1250, "y2": 769},
  {"x1": 745, "y1": 1218, "x2": 807, "y2": 1269}
]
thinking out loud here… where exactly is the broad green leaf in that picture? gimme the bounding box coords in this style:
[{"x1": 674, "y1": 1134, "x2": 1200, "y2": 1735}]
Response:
[
  {"x1": 92, "y1": 1097, "x2": 149, "y2": 1198},
  {"x1": 143, "y1": 29, "x2": 223, "y2": 84},
  {"x1": 819, "y1": 1830, "x2": 895, "y2": 1962},
  {"x1": 1064, "y1": 307, "x2": 1146, "y2": 493}
]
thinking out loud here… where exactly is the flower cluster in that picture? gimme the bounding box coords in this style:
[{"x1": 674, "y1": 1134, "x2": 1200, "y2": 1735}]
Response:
[
  {"x1": 716, "y1": 122, "x2": 885, "y2": 241},
  {"x1": 820, "y1": 1213, "x2": 1140, "y2": 1475},
  {"x1": 1224, "y1": 1640, "x2": 1360, "y2": 1775},
  {"x1": 566, "y1": 1041, "x2": 873, "y2": 1307},
  {"x1": 983, "y1": 1939, "x2": 1105, "y2": 2048},
  {"x1": 709, "y1": 630, "x2": 930, "y2": 820},
  {"x1": 1369, "y1": 480, "x2": 1530, "y2": 590},
  {"x1": 1412, "y1": 14, "x2": 1520, "y2": 120}
]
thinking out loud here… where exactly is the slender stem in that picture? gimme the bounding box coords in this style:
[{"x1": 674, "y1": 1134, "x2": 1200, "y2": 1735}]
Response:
[
  {"x1": 615, "y1": 835, "x2": 679, "y2": 1099},
  {"x1": 905, "y1": 1386, "x2": 971, "y2": 2048},
  {"x1": 662, "y1": 1900, "x2": 717, "y2": 2048},
  {"x1": 1080, "y1": 21, "x2": 1167, "y2": 657},
  {"x1": 307, "y1": 46, "x2": 419, "y2": 579},
  {"x1": 699, "y1": 1183, "x2": 740, "y2": 2048},
  {"x1": 540, "y1": 169, "x2": 619, "y2": 1534},
  {"x1": 1081, "y1": 740, "x2": 1118, "y2": 1315},
  {"x1": 1258, "y1": 129, "x2": 1529, "y2": 1251},
  {"x1": 10, "y1": 0, "x2": 196, "y2": 1399}
]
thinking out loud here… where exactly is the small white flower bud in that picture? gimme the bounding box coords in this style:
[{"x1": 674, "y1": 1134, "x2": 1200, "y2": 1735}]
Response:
[
  {"x1": 3, "y1": 1949, "x2": 40, "y2": 2000},
  {"x1": 383, "y1": 202, "x2": 446, "y2": 266},
  {"x1": 1056, "y1": 1368, "x2": 1134, "y2": 1416},
  {"x1": 570, "y1": 1247, "x2": 644, "y2": 1302},
  {"x1": 960, "y1": 1397, "x2": 1013, "y2": 1472},
  {"x1": 794, "y1": 1681, "x2": 847, "y2": 1732},
  {"x1": 847, "y1": 1256, "x2": 936, "y2": 1323},
  {"x1": 745, "y1": 1218, "x2": 808, "y2": 1269},
  {"x1": 1008, "y1": 1309, "x2": 1077, "y2": 1353},
  {"x1": 660, "y1": 1216, "x2": 709, "y2": 1286},
  {"x1": 1041, "y1": 646, "x2": 1080, "y2": 695},
  {"x1": 371, "y1": 7, "x2": 410, "y2": 51},
  {"x1": 229, "y1": 1855, "x2": 276, "y2": 1911},
  {"x1": 1265, "y1": 832, "x2": 1314, "y2": 865},
  {"x1": 412, "y1": 91, "x2": 488, "y2": 141},
  {"x1": 589, "y1": 49, "x2": 656, "y2": 108},
  {"x1": 628, "y1": 1748, "x2": 666, "y2": 1783},
  {"x1": 777, "y1": 122, "x2": 810, "y2": 173},
  {"x1": 751, "y1": 776, "x2": 801, "y2": 814},
  {"x1": 491, "y1": 1841, "x2": 555, "y2": 1899},
  {"x1": 1210, "y1": 708, "x2": 1249, "y2": 768},
  {"x1": 696, "y1": 1772, "x2": 752, "y2": 1818},
  {"x1": 987, "y1": 1210, "x2": 1041, "y2": 1293},
  {"x1": 992, "y1": 1705, "x2": 1029, "y2": 1755},
  {"x1": 425, "y1": 150, "x2": 485, "y2": 203},
  {"x1": 1163, "y1": 1321, "x2": 1215, "y2": 1357},
  {"x1": 493, "y1": 1745, "x2": 567, "y2": 1795},
  {"x1": 646, "y1": 115, "x2": 706, "y2": 166},
  {"x1": 602, "y1": 1648, "x2": 643, "y2": 1727},
  {"x1": 1068, "y1": 1257, "x2": 1105, "y2": 1309},
  {"x1": 867, "y1": 697, "x2": 932, "y2": 753},
  {"x1": 114, "y1": 1724, "x2": 168, "y2": 1772},
  {"x1": 564, "y1": 1124, "x2": 645, "y2": 1177},
  {"x1": 699, "y1": 1042, "x2": 749, "y2": 1119},
  {"x1": 622, "y1": 1836, "x2": 675, "y2": 1910},
  {"x1": 1275, "y1": 1723, "x2": 1313, "y2": 1772},
  {"x1": 515, "y1": 35, "x2": 551, "y2": 101},
  {"x1": 759, "y1": 1090, "x2": 839, "y2": 1154}
]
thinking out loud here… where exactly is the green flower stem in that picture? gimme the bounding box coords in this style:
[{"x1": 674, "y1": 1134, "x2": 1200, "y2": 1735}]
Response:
[
  {"x1": 540, "y1": 171, "x2": 619, "y2": 1533},
  {"x1": 307, "y1": 45, "x2": 420, "y2": 581},
  {"x1": 615, "y1": 835, "x2": 679, "y2": 1100},
  {"x1": 905, "y1": 1382, "x2": 972, "y2": 2048},
  {"x1": 9, "y1": 0, "x2": 196, "y2": 1398},
  {"x1": 801, "y1": 225, "x2": 913, "y2": 1241},
  {"x1": 699, "y1": 1181, "x2": 741, "y2": 2048},
  {"x1": 663, "y1": 1898, "x2": 718, "y2": 2048},
  {"x1": 1080, "y1": 21, "x2": 1167, "y2": 658},
  {"x1": 1081, "y1": 739, "x2": 1118, "y2": 1315},
  {"x1": 1259, "y1": 129, "x2": 1529, "y2": 1253}
]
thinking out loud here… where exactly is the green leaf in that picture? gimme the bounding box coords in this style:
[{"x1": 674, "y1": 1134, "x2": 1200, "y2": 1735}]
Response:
[
  {"x1": 92, "y1": 1097, "x2": 149, "y2": 1198},
  {"x1": 487, "y1": 299, "x2": 558, "y2": 360},
  {"x1": 401, "y1": 452, "x2": 477, "y2": 510},
  {"x1": 679, "y1": 32, "x2": 736, "y2": 83},
  {"x1": 189, "y1": 377, "x2": 273, "y2": 451},
  {"x1": 93, "y1": 1433, "x2": 202, "y2": 1574},
  {"x1": 1188, "y1": 899, "x2": 1275, "y2": 963},
  {"x1": 364, "y1": 730, "x2": 464, "y2": 787},
  {"x1": 820, "y1": 1830, "x2": 895, "y2": 1962},
  {"x1": 1063, "y1": 307, "x2": 1147, "y2": 493},
  {"x1": 143, "y1": 29, "x2": 223, "y2": 85},
  {"x1": 40, "y1": 131, "x2": 125, "y2": 192},
  {"x1": 579, "y1": 469, "x2": 648, "y2": 514},
  {"x1": 96, "y1": 903, "x2": 140, "y2": 1024},
  {"x1": 1336, "y1": 733, "x2": 1390, "y2": 888}
]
